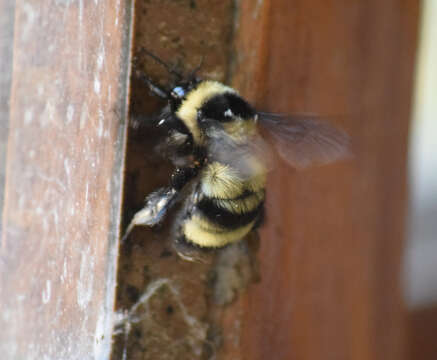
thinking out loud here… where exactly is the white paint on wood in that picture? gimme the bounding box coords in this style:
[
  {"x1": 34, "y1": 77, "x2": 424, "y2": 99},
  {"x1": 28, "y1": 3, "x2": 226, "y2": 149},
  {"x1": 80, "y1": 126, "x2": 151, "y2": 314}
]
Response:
[
  {"x1": 97, "y1": 42, "x2": 105, "y2": 70},
  {"x1": 77, "y1": 246, "x2": 95, "y2": 310},
  {"x1": 66, "y1": 104, "x2": 75, "y2": 124},
  {"x1": 94, "y1": 76, "x2": 101, "y2": 94},
  {"x1": 42, "y1": 280, "x2": 51, "y2": 304},
  {"x1": 21, "y1": 2, "x2": 37, "y2": 41},
  {"x1": 80, "y1": 102, "x2": 88, "y2": 130},
  {"x1": 24, "y1": 109, "x2": 33, "y2": 125}
]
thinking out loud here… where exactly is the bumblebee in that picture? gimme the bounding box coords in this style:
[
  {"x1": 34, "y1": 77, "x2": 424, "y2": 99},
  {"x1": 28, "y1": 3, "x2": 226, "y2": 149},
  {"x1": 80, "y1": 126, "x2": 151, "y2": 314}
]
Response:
[{"x1": 123, "y1": 50, "x2": 350, "y2": 260}]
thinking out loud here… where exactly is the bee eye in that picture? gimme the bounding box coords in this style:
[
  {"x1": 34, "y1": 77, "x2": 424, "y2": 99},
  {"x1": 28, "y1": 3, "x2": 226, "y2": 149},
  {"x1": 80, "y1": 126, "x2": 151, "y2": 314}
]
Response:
[{"x1": 171, "y1": 86, "x2": 185, "y2": 98}]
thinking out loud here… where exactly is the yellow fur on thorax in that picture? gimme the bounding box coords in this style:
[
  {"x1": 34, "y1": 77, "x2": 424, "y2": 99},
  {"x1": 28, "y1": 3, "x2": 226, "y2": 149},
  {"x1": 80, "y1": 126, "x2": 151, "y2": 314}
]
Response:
[
  {"x1": 176, "y1": 81, "x2": 236, "y2": 144},
  {"x1": 201, "y1": 162, "x2": 244, "y2": 198},
  {"x1": 201, "y1": 162, "x2": 266, "y2": 199}
]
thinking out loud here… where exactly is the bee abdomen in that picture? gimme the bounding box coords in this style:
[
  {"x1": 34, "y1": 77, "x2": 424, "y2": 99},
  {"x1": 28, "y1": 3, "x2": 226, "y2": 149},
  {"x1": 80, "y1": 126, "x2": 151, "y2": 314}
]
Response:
[
  {"x1": 181, "y1": 187, "x2": 264, "y2": 248},
  {"x1": 182, "y1": 219, "x2": 256, "y2": 248}
]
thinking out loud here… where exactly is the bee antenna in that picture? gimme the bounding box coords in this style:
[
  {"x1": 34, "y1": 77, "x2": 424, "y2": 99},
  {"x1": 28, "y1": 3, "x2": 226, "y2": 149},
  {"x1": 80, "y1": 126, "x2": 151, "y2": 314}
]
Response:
[
  {"x1": 189, "y1": 55, "x2": 205, "y2": 80},
  {"x1": 134, "y1": 70, "x2": 169, "y2": 99},
  {"x1": 139, "y1": 47, "x2": 183, "y2": 81}
]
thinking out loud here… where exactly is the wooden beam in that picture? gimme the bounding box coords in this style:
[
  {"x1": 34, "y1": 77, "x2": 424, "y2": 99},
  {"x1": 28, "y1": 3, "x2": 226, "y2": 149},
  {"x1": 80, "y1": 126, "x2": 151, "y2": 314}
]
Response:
[
  {"x1": 234, "y1": 1, "x2": 419, "y2": 360},
  {"x1": 0, "y1": 0, "x2": 15, "y2": 234},
  {"x1": 408, "y1": 306, "x2": 437, "y2": 360},
  {"x1": 0, "y1": 1, "x2": 132, "y2": 358}
]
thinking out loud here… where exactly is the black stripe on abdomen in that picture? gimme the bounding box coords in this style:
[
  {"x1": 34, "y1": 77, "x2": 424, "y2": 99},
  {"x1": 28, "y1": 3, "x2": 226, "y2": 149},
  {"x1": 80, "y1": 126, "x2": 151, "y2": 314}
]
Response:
[{"x1": 196, "y1": 197, "x2": 263, "y2": 229}]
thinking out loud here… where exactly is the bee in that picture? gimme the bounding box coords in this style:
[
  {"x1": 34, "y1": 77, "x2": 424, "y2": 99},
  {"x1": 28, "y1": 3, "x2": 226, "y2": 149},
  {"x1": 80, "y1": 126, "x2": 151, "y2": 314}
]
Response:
[{"x1": 123, "y1": 50, "x2": 350, "y2": 261}]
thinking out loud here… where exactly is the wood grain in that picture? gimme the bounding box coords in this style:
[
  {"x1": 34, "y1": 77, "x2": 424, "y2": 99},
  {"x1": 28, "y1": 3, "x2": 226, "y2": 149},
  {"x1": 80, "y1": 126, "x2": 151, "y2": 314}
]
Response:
[
  {"x1": 233, "y1": 1, "x2": 419, "y2": 360},
  {"x1": 0, "y1": 1, "x2": 132, "y2": 359},
  {"x1": 408, "y1": 306, "x2": 437, "y2": 360},
  {"x1": 0, "y1": 0, "x2": 15, "y2": 236}
]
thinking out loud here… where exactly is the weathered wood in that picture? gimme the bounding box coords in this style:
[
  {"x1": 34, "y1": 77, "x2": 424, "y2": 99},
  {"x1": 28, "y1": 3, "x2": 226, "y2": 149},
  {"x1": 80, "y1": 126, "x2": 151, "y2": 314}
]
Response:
[
  {"x1": 408, "y1": 306, "x2": 437, "y2": 360},
  {"x1": 0, "y1": 0, "x2": 15, "y2": 235},
  {"x1": 0, "y1": 1, "x2": 132, "y2": 359}
]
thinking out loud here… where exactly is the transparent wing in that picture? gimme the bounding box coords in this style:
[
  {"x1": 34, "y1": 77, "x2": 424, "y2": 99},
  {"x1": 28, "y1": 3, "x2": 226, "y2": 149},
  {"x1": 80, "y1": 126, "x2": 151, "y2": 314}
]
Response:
[
  {"x1": 206, "y1": 123, "x2": 274, "y2": 179},
  {"x1": 257, "y1": 112, "x2": 351, "y2": 169}
]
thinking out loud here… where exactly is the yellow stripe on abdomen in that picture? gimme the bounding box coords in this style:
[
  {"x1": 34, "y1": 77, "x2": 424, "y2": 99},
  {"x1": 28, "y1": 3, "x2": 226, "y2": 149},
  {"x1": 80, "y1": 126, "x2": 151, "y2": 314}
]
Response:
[
  {"x1": 183, "y1": 219, "x2": 255, "y2": 248},
  {"x1": 213, "y1": 191, "x2": 264, "y2": 214}
]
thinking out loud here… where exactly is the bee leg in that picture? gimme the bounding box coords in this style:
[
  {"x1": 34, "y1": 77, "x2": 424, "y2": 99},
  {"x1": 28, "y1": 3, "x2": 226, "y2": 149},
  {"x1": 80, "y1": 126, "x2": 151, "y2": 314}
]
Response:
[
  {"x1": 122, "y1": 166, "x2": 199, "y2": 242},
  {"x1": 121, "y1": 187, "x2": 177, "y2": 242},
  {"x1": 170, "y1": 166, "x2": 199, "y2": 191},
  {"x1": 129, "y1": 113, "x2": 157, "y2": 129},
  {"x1": 134, "y1": 70, "x2": 169, "y2": 100}
]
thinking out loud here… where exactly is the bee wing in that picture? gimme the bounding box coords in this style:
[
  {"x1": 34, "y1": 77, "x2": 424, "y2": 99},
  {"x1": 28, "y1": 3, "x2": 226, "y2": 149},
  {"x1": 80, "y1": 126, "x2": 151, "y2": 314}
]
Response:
[
  {"x1": 206, "y1": 124, "x2": 275, "y2": 179},
  {"x1": 257, "y1": 112, "x2": 351, "y2": 169}
]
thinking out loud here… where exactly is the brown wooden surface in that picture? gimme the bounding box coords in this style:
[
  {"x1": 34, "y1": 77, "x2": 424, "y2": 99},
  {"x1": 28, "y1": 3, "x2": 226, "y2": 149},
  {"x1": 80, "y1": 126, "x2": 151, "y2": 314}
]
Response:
[
  {"x1": 408, "y1": 306, "x2": 437, "y2": 360},
  {"x1": 234, "y1": 1, "x2": 419, "y2": 360},
  {"x1": 112, "y1": 1, "x2": 240, "y2": 359},
  {"x1": 0, "y1": 1, "x2": 132, "y2": 359}
]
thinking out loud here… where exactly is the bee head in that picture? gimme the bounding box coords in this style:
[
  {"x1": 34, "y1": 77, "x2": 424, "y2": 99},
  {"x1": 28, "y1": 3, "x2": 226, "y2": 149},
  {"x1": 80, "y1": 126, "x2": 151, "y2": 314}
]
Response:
[{"x1": 138, "y1": 49, "x2": 257, "y2": 143}]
